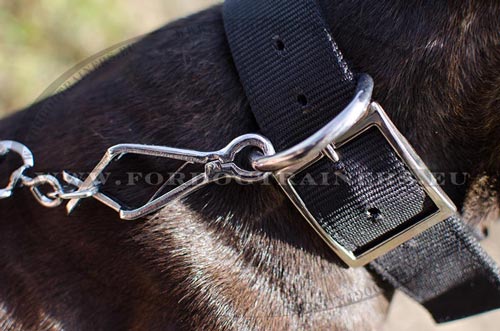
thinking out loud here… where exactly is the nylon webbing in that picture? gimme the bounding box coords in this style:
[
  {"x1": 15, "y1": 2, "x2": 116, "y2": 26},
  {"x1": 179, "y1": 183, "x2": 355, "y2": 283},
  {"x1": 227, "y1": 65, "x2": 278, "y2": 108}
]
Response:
[{"x1": 223, "y1": 0, "x2": 500, "y2": 323}]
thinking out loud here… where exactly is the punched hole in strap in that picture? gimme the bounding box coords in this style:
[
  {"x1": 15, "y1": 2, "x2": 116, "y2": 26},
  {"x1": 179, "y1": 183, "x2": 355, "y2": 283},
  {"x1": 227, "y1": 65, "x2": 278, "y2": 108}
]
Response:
[
  {"x1": 297, "y1": 93, "x2": 313, "y2": 114},
  {"x1": 272, "y1": 36, "x2": 285, "y2": 52},
  {"x1": 297, "y1": 94, "x2": 308, "y2": 106},
  {"x1": 365, "y1": 207, "x2": 384, "y2": 223}
]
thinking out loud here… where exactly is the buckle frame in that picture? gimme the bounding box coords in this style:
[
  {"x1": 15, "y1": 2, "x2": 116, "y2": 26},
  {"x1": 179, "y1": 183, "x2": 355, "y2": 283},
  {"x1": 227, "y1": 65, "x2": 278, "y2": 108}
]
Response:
[{"x1": 264, "y1": 75, "x2": 456, "y2": 267}]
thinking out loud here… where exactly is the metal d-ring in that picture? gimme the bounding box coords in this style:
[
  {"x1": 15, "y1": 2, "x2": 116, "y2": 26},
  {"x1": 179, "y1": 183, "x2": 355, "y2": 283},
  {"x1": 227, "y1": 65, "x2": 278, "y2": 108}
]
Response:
[
  {"x1": 0, "y1": 141, "x2": 35, "y2": 199},
  {"x1": 251, "y1": 74, "x2": 374, "y2": 172}
]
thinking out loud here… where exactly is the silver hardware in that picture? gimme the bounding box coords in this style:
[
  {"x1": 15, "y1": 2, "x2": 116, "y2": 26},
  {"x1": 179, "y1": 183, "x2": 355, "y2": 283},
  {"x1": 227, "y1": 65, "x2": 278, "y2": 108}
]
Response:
[
  {"x1": 251, "y1": 74, "x2": 373, "y2": 172},
  {"x1": 46, "y1": 186, "x2": 98, "y2": 200},
  {"x1": 22, "y1": 174, "x2": 65, "y2": 208},
  {"x1": 0, "y1": 140, "x2": 99, "y2": 207},
  {"x1": 65, "y1": 134, "x2": 275, "y2": 220},
  {"x1": 62, "y1": 171, "x2": 123, "y2": 213},
  {"x1": 323, "y1": 144, "x2": 340, "y2": 162},
  {"x1": 272, "y1": 75, "x2": 456, "y2": 267},
  {"x1": 0, "y1": 141, "x2": 34, "y2": 199},
  {"x1": 0, "y1": 74, "x2": 456, "y2": 267},
  {"x1": 0, "y1": 135, "x2": 274, "y2": 219}
]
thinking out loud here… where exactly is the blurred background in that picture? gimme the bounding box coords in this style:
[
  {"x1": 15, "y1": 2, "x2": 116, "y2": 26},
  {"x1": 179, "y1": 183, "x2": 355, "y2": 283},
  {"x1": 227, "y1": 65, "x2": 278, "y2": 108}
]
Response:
[
  {"x1": 0, "y1": 1, "x2": 499, "y2": 330},
  {"x1": 0, "y1": 0, "x2": 218, "y2": 115}
]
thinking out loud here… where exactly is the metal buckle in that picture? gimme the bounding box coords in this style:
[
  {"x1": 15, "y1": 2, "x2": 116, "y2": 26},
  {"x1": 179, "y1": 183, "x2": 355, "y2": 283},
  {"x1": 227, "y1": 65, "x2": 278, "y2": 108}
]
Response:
[{"x1": 254, "y1": 75, "x2": 456, "y2": 267}]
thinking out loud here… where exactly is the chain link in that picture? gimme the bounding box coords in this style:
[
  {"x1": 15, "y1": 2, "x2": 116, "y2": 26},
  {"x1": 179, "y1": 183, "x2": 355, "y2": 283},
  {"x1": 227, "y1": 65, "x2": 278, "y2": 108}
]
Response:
[
  {"x1": 21, "y1": 174, "x2": 64, "y2": 208},
  {"x1": 18, "y1": 174, "x2": 98, "y2": 208},
  {"x1": 0, "y1": 140, "x2": 97, "y2": 208}
]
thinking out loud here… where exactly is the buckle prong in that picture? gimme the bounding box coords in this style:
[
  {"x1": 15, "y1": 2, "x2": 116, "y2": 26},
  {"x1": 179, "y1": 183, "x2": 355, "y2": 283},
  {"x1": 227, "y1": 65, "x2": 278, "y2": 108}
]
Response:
[
  {"x1": 251, "y1": 74, "x2": 373, "y2": 173},
  {"x1": 266, "y1": 75, "x2": 457, "y2": 267},
  {"x1": 323, "y1": 144, "x2": 340, "y2": 163}
]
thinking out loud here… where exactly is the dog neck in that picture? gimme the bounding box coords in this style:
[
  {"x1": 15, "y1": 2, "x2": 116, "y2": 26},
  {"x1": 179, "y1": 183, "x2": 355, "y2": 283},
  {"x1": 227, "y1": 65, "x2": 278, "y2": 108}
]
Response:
[{"x1": 0, "y1": 1, "x2": 499, "y2": 330}]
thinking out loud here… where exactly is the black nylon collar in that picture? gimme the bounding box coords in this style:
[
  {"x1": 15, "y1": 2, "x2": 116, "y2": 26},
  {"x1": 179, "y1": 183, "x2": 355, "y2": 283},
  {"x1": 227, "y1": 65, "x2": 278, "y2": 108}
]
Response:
[{"x1": 223, "y1": 0, "x2": 500, "y2": 323}]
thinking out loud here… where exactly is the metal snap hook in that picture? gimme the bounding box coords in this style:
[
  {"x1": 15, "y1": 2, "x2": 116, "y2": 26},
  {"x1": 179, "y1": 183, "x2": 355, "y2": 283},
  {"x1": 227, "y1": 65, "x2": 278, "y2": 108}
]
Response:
[
  {"x1": 0, "y1": 141, "x2": 35, "y2": 199},
  {"x1": 65, "y1": 133, "x2": 276, "y2": 220}
]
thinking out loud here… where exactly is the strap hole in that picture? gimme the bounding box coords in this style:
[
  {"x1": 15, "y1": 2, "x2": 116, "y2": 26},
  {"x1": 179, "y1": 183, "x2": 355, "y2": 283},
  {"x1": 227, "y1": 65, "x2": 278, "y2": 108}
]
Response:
[
  {"x1": 273, "y1": 37, "x2": 285, "y2": 51},
  {"x1": 297, "y1": 94, "x2": 308, "y2": 106},
  {"x1": 365, "y1": 207, "x2": 383, "y2": 223}
]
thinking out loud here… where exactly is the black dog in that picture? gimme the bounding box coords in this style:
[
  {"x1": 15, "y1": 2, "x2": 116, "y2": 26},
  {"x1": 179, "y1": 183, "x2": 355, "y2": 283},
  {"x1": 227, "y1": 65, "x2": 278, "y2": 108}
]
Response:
[{"x1": 0, "y1": 1, "x2": 499, "y2": 330}]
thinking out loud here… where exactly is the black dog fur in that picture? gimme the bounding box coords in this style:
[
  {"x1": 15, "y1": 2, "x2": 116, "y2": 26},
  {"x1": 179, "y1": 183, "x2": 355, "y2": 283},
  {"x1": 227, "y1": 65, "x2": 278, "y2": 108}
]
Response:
[{"x1": 0, "y1": 1, "x2": 500, "y2": 330}]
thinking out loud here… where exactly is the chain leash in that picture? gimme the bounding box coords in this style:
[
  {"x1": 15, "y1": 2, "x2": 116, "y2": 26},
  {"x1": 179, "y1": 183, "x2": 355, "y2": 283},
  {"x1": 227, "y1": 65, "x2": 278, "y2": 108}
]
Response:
[
  {"x1": 0, "y1": 135, "x2": 276, "y2": 220},
  {"x1": 0, "y1": 140, "x2": 98, "y2": 208}
]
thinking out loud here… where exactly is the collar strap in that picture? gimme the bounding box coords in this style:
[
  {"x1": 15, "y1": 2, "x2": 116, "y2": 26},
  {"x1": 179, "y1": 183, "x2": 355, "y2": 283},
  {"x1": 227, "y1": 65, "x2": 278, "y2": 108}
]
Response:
[{"x1": 223, "y1": 0, "x2": 500, "y2": 322}]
